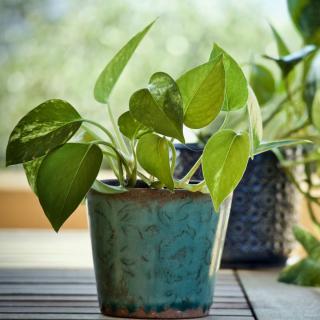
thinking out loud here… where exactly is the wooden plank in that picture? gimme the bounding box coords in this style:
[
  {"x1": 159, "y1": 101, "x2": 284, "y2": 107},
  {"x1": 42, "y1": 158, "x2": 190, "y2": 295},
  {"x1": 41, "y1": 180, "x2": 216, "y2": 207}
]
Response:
[
  {"x1": 0, "y1": 284, "x2": 97, "y2": 295},
  {"x1": 237, "y1": 269, "x2": 320, "y2": 320},
  {"x1": 0, "y1": 306, "x2": 101, "y2": 313},
  {"x1": 0, "y1": 295, "x2": 98, "y2": 301},
  {"x1": 209, "y1": 308, "x2": 253, "y2": 316},
  {"x1": 214, "y1": 297, "x2": 247, "y2": 303},
  {"x1": 0, "y1": 301, "x2": 99, "y2": 307},
  {"x1": 0, "y1": 301, "x2": 248, "y2": 309}
]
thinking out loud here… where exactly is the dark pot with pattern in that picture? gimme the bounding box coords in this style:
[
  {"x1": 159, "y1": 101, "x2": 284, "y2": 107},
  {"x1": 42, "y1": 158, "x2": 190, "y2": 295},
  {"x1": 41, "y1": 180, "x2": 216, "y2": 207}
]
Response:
[
  {"x1": 87, "y1": 180, "x2": 232, "y2": 318},
  {"x1": 174, "y1": 144, "x2": 300, "y2": 268}
]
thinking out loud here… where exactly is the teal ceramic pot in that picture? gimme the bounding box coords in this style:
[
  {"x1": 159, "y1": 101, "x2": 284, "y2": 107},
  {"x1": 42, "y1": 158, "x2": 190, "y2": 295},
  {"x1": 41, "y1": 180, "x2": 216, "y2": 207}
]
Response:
[{"x1": 87, "y1": 181, "x2": 232, "y2": 318}]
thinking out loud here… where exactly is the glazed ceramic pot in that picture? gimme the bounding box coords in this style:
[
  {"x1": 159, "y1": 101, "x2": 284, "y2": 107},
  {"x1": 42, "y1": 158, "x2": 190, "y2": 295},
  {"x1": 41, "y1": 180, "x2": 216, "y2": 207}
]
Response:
[
  {"x1": 174, "y1": 144, "x2": 300, "y2": 268},
  {"x1": 87, "y1": 180, "x2": 232, "y2": 318}
]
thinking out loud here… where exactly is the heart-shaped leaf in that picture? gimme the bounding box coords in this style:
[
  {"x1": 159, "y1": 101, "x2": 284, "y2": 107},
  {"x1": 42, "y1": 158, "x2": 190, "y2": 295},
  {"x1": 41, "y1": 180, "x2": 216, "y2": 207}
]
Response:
[
  {"x1": 136, "y1": 133, "x2": 173, "y2": 190},
  {"x1": 37, "y1": 143, "x2": 102, "y2": 232},
  {"x1": 288, "y1": 0, "x2": 320, "y2": 45},
  {"x1": 177, "y1": 57, "x2": 225, "y2": 128},
  {"x1": 249, "y1": 64, "x2": 275, "y2": 105},
  {"x1": 254, "y1": 139, "x2": 312, "y2": 155},
  {"x1": 210, "y1": 44, "x2": 248, "y2": 111},
  {"x1": 94, "y1": 20, "x2": 155, "y2": 103},
  {"x1": 269, "y1": 24, "x2": 290, "y2": 56},
  {"x1": 247, "y1": 87, "x2": 263, "y2": 154},
  {"x1": 130, "y1": 72, "x2": 184, "y2": 142},
  {"x1": 264, "y1": 45, "x2": 317, "y2": 77},
  {"x1": 6, "y1": 99, "x2": 83, "y2": 166},
  {"x1": 118, "y1": 111, "x2": 150, "y2": 139},
  {"x1": 203, "y1": 129, "x2": 250, "y2": 211}
]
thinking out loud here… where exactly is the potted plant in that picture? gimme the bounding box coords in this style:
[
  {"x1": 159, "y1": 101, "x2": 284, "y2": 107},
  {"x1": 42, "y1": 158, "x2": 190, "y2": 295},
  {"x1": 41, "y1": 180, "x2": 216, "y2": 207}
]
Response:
[
  {"x1": 175, "y1": 0, "x2": 320, "y2": 268},
  {"x1": 5, "y1": 20, "x2": 304, "y2": 317}
]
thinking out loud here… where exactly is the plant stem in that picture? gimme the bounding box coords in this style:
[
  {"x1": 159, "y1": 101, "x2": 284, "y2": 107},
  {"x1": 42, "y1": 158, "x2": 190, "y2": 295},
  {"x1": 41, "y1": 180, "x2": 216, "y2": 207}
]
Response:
[
  {"x1": 102, "y1": 150, "x2": 120, "y2": 176},
  {"x1": 83, "y1": 125, "x2": 119, "y2": 176},
  {"x1": 81, "y1": 124, "x2": 105, "y2": 141},
  {"x1": 83, "y1": 119, "x2": 117, "y2": 146},
  {"x1": 168, "y1": 141, "x2": 176, "y2": 176},
  {"x1": 106, "y1": 102, "x2": 131, "y2": 156},
  {"x1": 137, "y1": 171, "x2": 151, "y2": 185},
  {"x1": 180, "y1": 180, "x2": 206, "y2": 192},
  {"x1": 219, "y1": 112, "x2": 229, "y2": 130},
  {"x1": 176, "y1": 155, "x2": 202, "y2": 186},
  {"x1": 92, "y1": 140, "x2": 131, "y2": 184}
]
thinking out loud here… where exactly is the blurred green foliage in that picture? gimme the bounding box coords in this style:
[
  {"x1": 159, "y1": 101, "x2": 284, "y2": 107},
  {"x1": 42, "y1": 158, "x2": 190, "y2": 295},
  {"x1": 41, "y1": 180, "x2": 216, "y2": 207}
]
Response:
[{"x1": 0, "y1": 0, "x2": 297, "y2": 166}]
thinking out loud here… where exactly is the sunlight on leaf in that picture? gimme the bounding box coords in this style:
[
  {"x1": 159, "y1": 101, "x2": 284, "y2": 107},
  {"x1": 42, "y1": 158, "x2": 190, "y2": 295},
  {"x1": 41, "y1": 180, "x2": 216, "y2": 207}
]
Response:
[{"x1": 94, "y1": 20, "x2": 156, "y2": 103}]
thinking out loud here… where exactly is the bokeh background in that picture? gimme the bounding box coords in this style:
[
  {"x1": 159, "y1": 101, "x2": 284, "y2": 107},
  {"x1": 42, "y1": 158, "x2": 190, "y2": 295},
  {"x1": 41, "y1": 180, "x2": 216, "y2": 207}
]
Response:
[{"x1": 0, "y1": 0, "x2": 301, "y2": 166}]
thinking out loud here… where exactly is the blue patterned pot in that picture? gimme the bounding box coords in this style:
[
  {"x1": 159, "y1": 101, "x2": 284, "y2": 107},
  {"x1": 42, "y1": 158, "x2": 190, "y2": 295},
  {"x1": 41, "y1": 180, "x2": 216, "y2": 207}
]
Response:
[
  {"x1": 174, "y1": 144, "x2": 299, "y2": 268},
  {"x1": 87, "y1": 181, "x2": 232, "y2": 318}
]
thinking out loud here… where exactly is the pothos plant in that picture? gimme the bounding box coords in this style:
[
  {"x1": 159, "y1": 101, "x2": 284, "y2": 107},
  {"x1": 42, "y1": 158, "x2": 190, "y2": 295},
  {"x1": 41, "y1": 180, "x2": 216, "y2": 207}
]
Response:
[
  {"x1": 6, "y1": 20, "x2": 304, "y2": 233},
  {"x1": 249, "y1": 0, "x2": 320, "y2": 286}
]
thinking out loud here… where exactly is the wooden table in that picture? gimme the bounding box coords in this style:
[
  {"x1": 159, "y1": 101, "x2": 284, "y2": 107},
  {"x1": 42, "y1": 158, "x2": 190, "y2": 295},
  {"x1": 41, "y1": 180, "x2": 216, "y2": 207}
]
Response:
[
  {"x1": 0, "y1": 230, "x2": 319, "y2": 319},
  {"x1": 2, "y1": 268, "x2": 320, "y2": 320}
]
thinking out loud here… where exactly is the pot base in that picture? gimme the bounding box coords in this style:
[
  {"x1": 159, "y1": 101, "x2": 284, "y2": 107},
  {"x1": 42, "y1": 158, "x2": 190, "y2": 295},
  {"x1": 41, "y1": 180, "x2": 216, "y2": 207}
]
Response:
[{"x1": 101, "y1": 306, "x2": 208, "y2": 319}]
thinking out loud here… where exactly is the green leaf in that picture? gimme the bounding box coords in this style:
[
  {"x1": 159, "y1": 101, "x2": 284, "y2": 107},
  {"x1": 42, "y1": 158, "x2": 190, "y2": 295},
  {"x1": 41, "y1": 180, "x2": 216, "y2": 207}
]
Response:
[
  {"x1": 203, "y1": 130, "x2": 250, "y2": 211},
  {"x1": 249, "y1": 64, "x2": 275, "y2": 105},
  {"x1": 94, "y1": 20, "x2": 155, "y2": 103},
  {"x1": 210, "y1": 44, "x2": 248, "y2": 111},
  {"x1": 23, "y1": 157, "x2": 44, "y2": 195},
  {"x1": 288, "y1": 0, "x2": 320, "y2": 45},
  {"x1": 130, "y1": 72, "x2": 184, "y2": 142},
  {"x1": 311, "y1": 246, "x2": 320, "y2": 261},
  {"x1": 311, "y1": 83, "x2": 320, "y2": 130},
  {"x1": 136, "y1": 133, "x2": 173, "y2": 190},
  {"x1": 278, "y1": 258, "x2": 320, "y2": 286},
  {"x1": 36, "y1": 143, "x2": 102, "y2": 232},
  {"x1": 304, "y1": 73, "x2": 318, "y2": 123},
  {"x1": 177, "y1": 57, "x2": 225, "y2": 128},
  {"x1": 254, "y1": 139, "x2": 312, "y2": 155},
  {"x1": 269, "y1": 24, "x2": 290, "y2": 56},
  {"x1": 293, "y1": 225, "x2": 320, "y2": 257},
  {"x1": 264, "y1": 45, "x2": 317, "y2": 77},
  {"x1": 92, "y1": 179, "x2": 127, "y2": 194},
  {"x1": 6, "y1": 99, "x2": 82, "y2": 166},
  {"x1": 118, "y1": 111, "x2": 150, "y2": 139},
  {"x1": 247, "y1": 87, "x2": 263, "y2": 154}
]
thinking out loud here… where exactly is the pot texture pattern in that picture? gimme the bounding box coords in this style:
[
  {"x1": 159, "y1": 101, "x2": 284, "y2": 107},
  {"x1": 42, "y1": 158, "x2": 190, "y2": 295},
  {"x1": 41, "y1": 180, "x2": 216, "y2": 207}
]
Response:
[
  {"x1": 175, "y1": 144, "x2": 299, "y2": 267},
  {"x1": 87, "y1": 186, "x2": 231, "y2": 318}
]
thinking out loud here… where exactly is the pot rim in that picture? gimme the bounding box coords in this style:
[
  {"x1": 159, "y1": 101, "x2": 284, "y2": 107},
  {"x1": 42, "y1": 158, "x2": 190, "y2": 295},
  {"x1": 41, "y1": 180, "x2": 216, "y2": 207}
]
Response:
[{"x1": 89, "y1": 179, "x2": 209, "y2": 196}]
